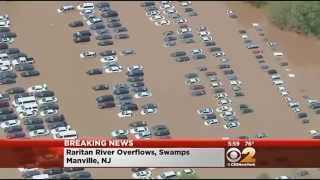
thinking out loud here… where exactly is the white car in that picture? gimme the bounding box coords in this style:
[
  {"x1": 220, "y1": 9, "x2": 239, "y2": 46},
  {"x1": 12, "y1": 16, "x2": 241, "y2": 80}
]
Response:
[
  {"x1": 185, "y1": 78, "x2": 200, "y2": 86},
  {"x1": 273, "y1": 52, "x2": 284, "y2": 57},
  {"x1": 224, "y1": 121, "x2": 240, "y2": 129},
  {"x1": 31, "y1": 174, "x2": 49, "y2": 179},
  {"x1": 18, "y1": 168, "x2": 39, "y2": 173},
  {"x1": 134, "y1": 91, "x2": 152, "y2": 99},
  {"x1": 280, "y1": 91, "x2": 289, "y2": 96},
  {"x1": 197, "y1": 107, "x2": 214, "y2": 115},
  {"x1": 210, "y1": 81, "x2": 222, "y2": 88},
  {"x1": 27, "y1": 84, "x2": 48, "y2": 93},
  {"x1": 219, "y1": 98, "x2": 232, "y2": 105},
  {"x1": 0, "y1": 119, "x2": 20, "y2": 129},
  {"x1": 278, "y1": 86, "x2": 286, "y2": 92},
  {"x1": 80, "y1": 9, "x2": 94, "y2": 15},
  {"x1": 201, "y1": 35, "x2": 213, "y2": 42},
  {"x1": 40, "y1": 109, "x2": 58, "y2": 117},
  {"x1": 100, "y1": 56, "x2": 118, "y2": 63},
  {"x1": 37, "y1": 96, "x2": 58, "y2": 105},
  {"x1": 272, "y1": 79, "x2": 284, "y2": 86},
  {"x1": 19, "y1": 110, "x2": 37, "y2": 119},
  {"x1": 150, "y1": 15, "x2": 165, "y2": 22},
  {"x1": 57, "y1": 5, "x2": 75, "y2": 13},
  {"x1": 29, "y1": 129, "x2": 50, "y2": 137},
  {"x1": 146, "y1": 10, "x2": 160, "y2": 17},
  {"x1": 127, "y1": 65, "x2": 143, "y2": 72},
  {"x1": 111, "y1": 129, "x2": 129, "y2": 138},
  {"x1": 105, "y1": 65, "x2": 123, "y2": 73},
  {"x1": 271, "y1": 74, "x2": 281, "y2": 80},
  {"x1": 191, "y1": 49, "x2": 204, "y2": 55},
  {"x1": 309, "y1": 130, "x2": 320, "y2": 136},
  {"x1": 0, "y1": 65, "x2": 11, "y2": 71},
  {"x1": 275, "y1": 176, "x2": 290, "y2": 179},
  {"x1": 216, "y1": 92, "x2": 228, "y2": 99},
  {"x1": 176, "y1": 18, "x2": 188, "y2": 24},
  {"x1": 118, "y1": 110, "x2": 133, "y2": 118},
  {"x1": 160, "y1": 4, "x2": 173, "y2": 10},
  {"x1": 230, "y1": 80, "x2": 242, "y2": 86},
  {"x1": 77, "y1": 2, "x2": 94, "y2": 10},
  {"x1": 141, "y1": 107, "x2": 157, "y2": 115},
  {"x1": 80, "y1": 51, "x2": 96, "y2": 59},
  {"x1": 204, "y1": 119, "x2": 219, "y2": 126},
  {"x1": 0, "y1": 15, "x2": 9, "y2": 21},
  {"x1": 0, "y1": 21, "x2": 9, "y2": 28},
  {"x1": 51, "y1": 125, "x2": 72, "y2": 135},
  {"x1": 132, "y1": 170, "x2": 152, "y2": 179},
  {"x1": 292, "y1": 107, "x2": 301, "y2": 113},
  {"x1": 288, "y1": 101, "x2": 300, "y2": 108},
  {"x1": 220, "y1": 111, "x2": 235, "y2": 118},
  {"x1": 199, "y1": 31, "x2": 210, "y2": 37},
  {"x1": 53, "y1": 130, "x2": 77, "y2": 139},
  {"x1": 179, "y1": 27, "x2": 192, "y2": 34},
  {"x1": 181, "y1": 1, "x2": 191, "y2": 6},
  {"x1": 130, "y1": 126, "x2": 149, "y2": 134},
  {"x1": 135, "y1": 130, "x2": 152, "y2": 139},
  {"x1": 155, "y1": 19, "x2": 170, "y2": 26},
  {"x1": 216, "y1": 105, "x2": 232, "y2": 113}
]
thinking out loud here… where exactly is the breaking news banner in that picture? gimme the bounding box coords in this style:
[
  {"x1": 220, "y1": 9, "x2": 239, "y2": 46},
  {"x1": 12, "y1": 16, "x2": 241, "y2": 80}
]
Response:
[{"x1": 0, "y1": 139, "x2": 319, "y2": 168}]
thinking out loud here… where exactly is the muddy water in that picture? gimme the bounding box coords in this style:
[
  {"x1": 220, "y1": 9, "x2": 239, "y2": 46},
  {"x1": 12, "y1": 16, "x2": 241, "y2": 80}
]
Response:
[{"x1": 0, "y1": 1, "x2": 319, "y2": 178}]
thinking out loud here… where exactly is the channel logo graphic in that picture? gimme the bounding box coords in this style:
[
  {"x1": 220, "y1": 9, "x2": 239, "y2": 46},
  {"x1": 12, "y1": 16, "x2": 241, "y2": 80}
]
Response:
[{"x1": 226, "y1": 147, "x2": 256, "y2": 167}]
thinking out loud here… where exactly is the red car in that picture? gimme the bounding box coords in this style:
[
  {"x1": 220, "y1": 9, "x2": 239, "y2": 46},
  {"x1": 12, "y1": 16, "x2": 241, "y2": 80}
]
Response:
[
  {"x1": 0, "y1": 101, "x2": 9, "y2": 108},
  {"x1": 252, "y1": 49, "x2": 264, "y2": 54}
]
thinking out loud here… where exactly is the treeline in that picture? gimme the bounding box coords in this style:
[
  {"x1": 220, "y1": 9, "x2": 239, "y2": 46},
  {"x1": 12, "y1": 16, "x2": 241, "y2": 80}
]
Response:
[{"x1": 248, "y1": 1, "x2": 320, "y2": 37}]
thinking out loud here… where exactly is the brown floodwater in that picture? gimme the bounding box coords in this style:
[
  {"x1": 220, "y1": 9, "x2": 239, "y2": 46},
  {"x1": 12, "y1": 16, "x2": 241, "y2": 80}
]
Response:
[{"x1": 0, "y1": 1, "x2": 319, "y2": 178}]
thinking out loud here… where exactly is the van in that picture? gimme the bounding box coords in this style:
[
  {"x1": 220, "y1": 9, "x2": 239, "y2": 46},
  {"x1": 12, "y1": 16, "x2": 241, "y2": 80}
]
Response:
[
  {"x1": 53, "y1": 130, "x2": 78, "y2": 139},
  {"x1": 32, "y1": 173, "x2": 49, "y2": 179},
  {"x1": 57, "y1": 5, "x2": 75, "y2": 13},
  {"x1": 273, "y1": 52, "x2": 283, "y2": 56},
  {"x1": 159, "y1": 171, "x2": 176, "y2": 179}
]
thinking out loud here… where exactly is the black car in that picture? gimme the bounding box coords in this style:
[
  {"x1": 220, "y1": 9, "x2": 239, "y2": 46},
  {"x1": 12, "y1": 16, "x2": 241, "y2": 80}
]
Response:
[
  {"x1": 86, "y1": 68, "x2": 103, "y2": 75},
  {"x1": 164, "y1": 35, "x2": 177, "y2": 42},
  {"x1": 95, "y1": 29, "x2": 109, "y2": 35},
  {"x1": 107, "y1": 22, "x2": 122, "y2": 28},
  {"x1": 34, "y1": 90, "x2": 55, "y2": 98},
  {"x1": 234, "y1": 91, "x2": 245, "y2": 97},
  {"x1": 92, "y1": 84, "x2": 109, "y2": 91},
  {"x1": 63, "y1": 167, "x2": 85, "y2": 173},
  {"x1": 152, "y1": 125, "x2": 170, "y2": 137},
  {"x1": 0, "y1": 78, "x2": 16, "y2": 85},
  {"x1": 51, "y1": 173, "x2": 70, "y2": 179},
  {"x1": 191, "y1": 90, "x2": 206, "y2": 96},
  {"x1": 21, "y1": 170, "x2": 42, "y2": 179},
  {"x1": 97, "y1": 101, "x2": 115, "y2": 109},
  {"x1": 140, "y1": 1, "x2": 155, "y2": 7},
  {"x1": 127, "y1": 76, "x2": 144, "y2": 83},
  {"x1": 70, "y1": 171, "x2": 92, "y2": 179},
  {"x1": 73, "y1": 30, "x2": 91, "y2": 37},
  {"x1": 97, "y1": 40, "x2": 114, "y2": 46},
  {"x1": 43, "y1": 168, "x2": 64, "y2": 175},
  {"x1": 73, "y1": 35, "x2": 90, "y2": 43},
  {"x1": 113, "y1": 88, "x2": 130, "y2": 95},
  {"x1": 113, "y1": 27, "x2": 128, "y2": 33},
  {"x1": 171, "y1": 51, "x2": 186, "y2": 57},
  {"x1": 126, "y1": 69, "x2": 144, "y2": 77},
  {"x1": 20, "y1": 70, "x2": 40, "y2": 77},
  {"x1": 0, "y1": 42, "x2": 9, "y2": 50},
  {"x1": 0, "y1": 113, "x2": 18, "y2": 122},
  {"x1": 6, "y1": 48, "x2": 20, "y2": 54},
  {"x1": 47, "y1": 121, "x2": 68, "y2": 130},
  {"x1": 68, "y1": 20, "x2": 84, "y2": 28},
  {"x1": 130, "y1": 81, "x2": 145, "y2": 87},
  {"x1": 38, "y1": 103, "x2": 59, "y2": 111},
  {"x1": 0, "y1": 71, "x2": 17, "y2": 79},
  {"x1": 131, "y1": 167, "x2": 149, "y2": 173},
  {"x1": 0, "y1": 93, "x2": 10, "y2": 102},
  {"x1": 129, "y1": 121, "x2": 147, "y2": 128},
  {"x1": 208, "y1": 47, "x2": 222, "y2": 52},
  {"x1": 96, "y1": 34, "x2": 113, "y2": 40},
  {"x1": 90, "y1": 23, "x2": 106, "y2": 30},
  {"x1": 114, "y1": 33, "x2": 129, "y2": 39},
  {"x1": 96, "y1": 95, "x2": 114, "y2": 103},
  {"x1": 106, "y1": 17, "x2": 121, "y2": 23},
  {"x1": 24, "y1": 117, "x2": 44, "y2": 125},
  {"x1": 223, "y1": 69, "x2": 234, "y2": 75},
  {"x1": 99, "y1": 50, "x2": 116, "y2": 56},
  {"x1": 219, "y1": 64, "x2": 231, "y2": 69},
  {"x1": 116, "y1": 94, "x2": 133, "y2": 101},
  {"x1": 101, "y1": 11, "x2": 119, "y2": 18},
  {"x1": 175, "y1": 56, "x2": 190, "y2": 62},
  {"x1": 204, "y1": 41, "x2": 216, "y2": 46},
  {"x1": 0, "y1": 107, "x2": 13, "y2": 115},
  {"x1": 192, "y1": 54, "x2": 206, "y2": 60},
  {"x1": 26, "y1": 124, "x2": 45, "y2": 131},
  {"x1": 5, "y1": 87, "x2": 25, "y2": 94},
  {"x1": 267, "y1": 69, "x2": 278, "y2": 75},
  {"x1": 4, "y1": 125, "x2": 23, "y2": 133},
  {"x1": 120, "y1": 102, "x2": 138, "y2": 111},
  {"x1": 45, "y1": 114, "x2": 65, "y2": 123}
]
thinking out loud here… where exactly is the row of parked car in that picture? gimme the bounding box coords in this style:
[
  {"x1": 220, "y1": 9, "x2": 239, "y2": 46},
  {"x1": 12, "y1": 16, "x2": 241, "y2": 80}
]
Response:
[
  {"x1": 239, "y1": 23, "x2": 309, "y2": 124},
  {"x1": 0, "y1": 15, "x2": 40, "y2": 85}
]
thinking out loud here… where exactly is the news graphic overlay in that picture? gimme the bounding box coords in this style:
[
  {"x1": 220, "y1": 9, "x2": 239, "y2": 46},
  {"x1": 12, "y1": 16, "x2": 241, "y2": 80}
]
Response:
[
  {"x1": 0, "y1": 139, "x2": 319, "y2": 168},
  {"x1": 63, "y1": 139, "x2": 225, "y2": 167}
]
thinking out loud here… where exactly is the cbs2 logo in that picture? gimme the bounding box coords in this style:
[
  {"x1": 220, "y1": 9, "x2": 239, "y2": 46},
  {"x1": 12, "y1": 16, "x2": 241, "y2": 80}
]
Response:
[{"x1": 226, "y1": 147, "x2": 256, "y2": 163}]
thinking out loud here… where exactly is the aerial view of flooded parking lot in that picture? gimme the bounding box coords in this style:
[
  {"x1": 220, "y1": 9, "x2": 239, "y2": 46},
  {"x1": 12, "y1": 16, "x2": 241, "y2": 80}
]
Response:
[{"x1": 0, "y1": 1, "x2": 320, "y2": 179}]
